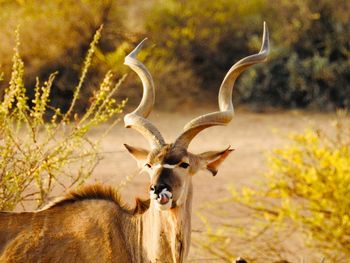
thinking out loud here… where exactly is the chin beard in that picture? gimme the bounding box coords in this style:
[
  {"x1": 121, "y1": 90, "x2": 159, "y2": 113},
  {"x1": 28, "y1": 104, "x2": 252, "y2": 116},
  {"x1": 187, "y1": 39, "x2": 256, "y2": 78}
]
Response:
[{"x1": 154, "y1": 199, "x2": 173, "y2": 210}]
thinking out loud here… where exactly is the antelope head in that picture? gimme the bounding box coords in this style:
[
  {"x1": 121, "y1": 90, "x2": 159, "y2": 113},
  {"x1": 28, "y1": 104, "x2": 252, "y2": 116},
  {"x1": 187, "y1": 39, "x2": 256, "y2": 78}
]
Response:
[{"x1": 124, "y1": 23, "x2": 269, "y2": 211}]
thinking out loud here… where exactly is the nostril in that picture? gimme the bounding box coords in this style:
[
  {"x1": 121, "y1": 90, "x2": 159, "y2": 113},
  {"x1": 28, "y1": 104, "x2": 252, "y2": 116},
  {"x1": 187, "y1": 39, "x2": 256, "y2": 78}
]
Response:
[{"x1": 150, "y1": 185, "x2": 155, "y2": 191}]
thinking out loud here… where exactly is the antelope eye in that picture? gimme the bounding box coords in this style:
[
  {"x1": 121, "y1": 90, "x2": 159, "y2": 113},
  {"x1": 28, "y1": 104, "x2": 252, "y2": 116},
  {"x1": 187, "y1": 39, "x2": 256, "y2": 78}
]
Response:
[
  {"x1": 145, "y1": 163, "x2": 152, "y2": 168},
  {"x1": 179, "y1": 162, "x2": 190, "y2": 169}
]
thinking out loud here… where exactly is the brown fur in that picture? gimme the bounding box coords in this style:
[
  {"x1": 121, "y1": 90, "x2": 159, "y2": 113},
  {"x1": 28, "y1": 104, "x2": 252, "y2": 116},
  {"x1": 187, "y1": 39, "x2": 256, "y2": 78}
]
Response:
[
  {"x1": 45, "y1": 184, "x2": 149, "y2": 215},
  {"x1": 148, "y1": 144, "x2": 187, "y2": 165},
  {"x1": 0, "y1": 147, "x2": 231, "y2": 263},
  {"x1": 0, "y1": 184, "x2": 153, "y2": 263}
]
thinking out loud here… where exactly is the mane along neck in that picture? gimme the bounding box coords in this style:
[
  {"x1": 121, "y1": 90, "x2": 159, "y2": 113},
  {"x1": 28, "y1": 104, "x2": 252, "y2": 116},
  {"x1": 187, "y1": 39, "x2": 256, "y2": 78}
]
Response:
[
  {"x1": 42, "y1": 184, "x2": 150, "y2": 215},
  {"x1": 40, "y1": 183, "x2": 193, "y2": 262}
]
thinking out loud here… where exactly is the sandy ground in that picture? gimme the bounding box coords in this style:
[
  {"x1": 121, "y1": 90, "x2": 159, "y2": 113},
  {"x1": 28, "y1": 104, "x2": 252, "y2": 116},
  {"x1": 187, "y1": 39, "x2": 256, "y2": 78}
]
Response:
[{"x1": 84, "y1": 107, "x2": 336, "y2": 262}]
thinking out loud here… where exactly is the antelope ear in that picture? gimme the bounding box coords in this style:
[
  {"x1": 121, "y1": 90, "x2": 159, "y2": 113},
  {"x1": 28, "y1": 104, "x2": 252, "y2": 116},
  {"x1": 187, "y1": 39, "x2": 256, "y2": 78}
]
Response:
[
  {"x1": 198, "y1": 146, "x2": 233, "y2": 176},
  {"x1": 124, "y1": 144, "x2": 149, "y2": 168}
]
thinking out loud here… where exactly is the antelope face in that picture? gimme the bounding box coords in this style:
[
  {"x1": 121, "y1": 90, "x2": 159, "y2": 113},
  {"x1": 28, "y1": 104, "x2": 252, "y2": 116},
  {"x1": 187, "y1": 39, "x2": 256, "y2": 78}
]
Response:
[
  {"x1": 147, "y1": 145, "x2": 189, "y2": 210},
  {"x1": 125, "y1": 143, "x2": 232, "y2": 210}
]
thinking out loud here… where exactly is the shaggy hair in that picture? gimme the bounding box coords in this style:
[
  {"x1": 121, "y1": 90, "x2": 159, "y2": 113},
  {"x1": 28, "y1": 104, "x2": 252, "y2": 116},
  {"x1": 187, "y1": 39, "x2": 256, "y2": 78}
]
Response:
[{"x1": 45, "y1": 184, "x2": 150, "y2": 215}]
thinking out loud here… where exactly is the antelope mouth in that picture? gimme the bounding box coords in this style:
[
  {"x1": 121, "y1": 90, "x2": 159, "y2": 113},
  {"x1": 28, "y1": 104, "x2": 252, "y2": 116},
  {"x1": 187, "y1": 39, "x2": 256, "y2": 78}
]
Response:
[{"x1": 150, "y1": 188, "x2": 173, "y2": 210}]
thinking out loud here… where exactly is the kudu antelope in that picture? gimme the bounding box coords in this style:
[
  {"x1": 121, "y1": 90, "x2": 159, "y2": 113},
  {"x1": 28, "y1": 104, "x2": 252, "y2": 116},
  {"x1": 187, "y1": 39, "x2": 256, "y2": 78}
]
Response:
[{"x1": 0, "y1": 23, "x2": 269, "y2": 262}]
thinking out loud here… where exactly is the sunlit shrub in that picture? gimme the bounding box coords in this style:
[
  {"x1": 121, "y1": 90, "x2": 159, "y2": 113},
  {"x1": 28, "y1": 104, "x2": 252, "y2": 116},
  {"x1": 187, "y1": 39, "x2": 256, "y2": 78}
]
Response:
[
  {"x1": 0, "y1": 28, "x2": 126, "y2": 211},
  {"x1": 0, "y1": 0, "x2": 127, "y2": 111},
  {"x1": 145, "y1": 0, "x2": 266, "y2": 93},
  {"x1": 239, "y1": 1, "x2": 350, "y2": 109},
  {"x1": 198, "y1": 112, "x2": 350, "y2": 262},
  {"x1": 145, "y1": 0, "x2": 350, "y2": 110}
]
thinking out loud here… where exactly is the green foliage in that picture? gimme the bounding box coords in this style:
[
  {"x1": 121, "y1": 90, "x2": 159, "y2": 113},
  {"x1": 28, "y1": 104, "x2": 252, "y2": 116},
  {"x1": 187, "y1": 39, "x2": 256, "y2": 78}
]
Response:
[
  {"x1": 198, "y1": 112, "x2": 350, "y2": 262},
  {"x1": 145, "y1": 0, "x2": 350, "y2": 109},
  {"x1": 146, "y1": 0, "x2": 267, "y2": 92},
  {"x1": 2, "y1": 0, "x2": 348, "y2": 110},
  {"x1": 240, "y1": 0, "x2": 350, "y2": 109},
  {"x1": 0, "y1": 28, "x2": 126, "y2": 211}
]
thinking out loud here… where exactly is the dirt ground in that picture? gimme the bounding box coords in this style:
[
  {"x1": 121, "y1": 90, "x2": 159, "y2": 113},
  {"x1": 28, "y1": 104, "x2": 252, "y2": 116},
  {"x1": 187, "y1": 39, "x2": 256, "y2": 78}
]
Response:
[{"x1": 89, "y1": 107, "x2": 335, "y2": 262}]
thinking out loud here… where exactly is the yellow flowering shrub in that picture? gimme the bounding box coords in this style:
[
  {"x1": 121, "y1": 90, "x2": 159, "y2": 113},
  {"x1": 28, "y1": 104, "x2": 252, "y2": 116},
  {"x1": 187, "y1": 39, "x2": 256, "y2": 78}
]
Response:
[
  {"x1": 199, "y1": 113, "x2": 350, "y2": 262},
  {"x1": 0, "y1": 28, "x2": 126, "y2": 211}
]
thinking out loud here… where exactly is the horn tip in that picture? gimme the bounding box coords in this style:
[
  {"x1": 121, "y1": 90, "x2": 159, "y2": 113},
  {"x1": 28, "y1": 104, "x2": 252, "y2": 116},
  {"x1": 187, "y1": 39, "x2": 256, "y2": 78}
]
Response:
[
  {"x1": 226, "y1": 145, "x2": 235, "y2": 152},
  {"x1": 126, "y1": 38, "x2": 148, "y2": 60},
  {"x1": 260, "y1": 21, "x2": 270, "y2": 55},
  {"x1": 263, "y1": 21, "x2": 269, "y2": 38}
]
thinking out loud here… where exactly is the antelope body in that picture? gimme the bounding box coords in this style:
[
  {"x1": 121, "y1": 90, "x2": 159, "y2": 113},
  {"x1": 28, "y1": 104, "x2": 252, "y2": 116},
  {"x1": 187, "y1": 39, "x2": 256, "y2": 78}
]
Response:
[{"x1": 0, "y1": 24, "x2": 269, "y2": 262}]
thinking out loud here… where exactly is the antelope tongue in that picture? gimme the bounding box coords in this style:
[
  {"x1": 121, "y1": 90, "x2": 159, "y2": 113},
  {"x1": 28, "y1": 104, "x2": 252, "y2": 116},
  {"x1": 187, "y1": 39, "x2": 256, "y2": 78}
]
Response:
[
  {"x1": 153, "y1": 189, "x2": 173, "y2": 210},
  {"x1": 159, "y1": 193, "x2": 170, "y2": 205},
  {"x1": 155, "y1": 194, "x2": 172, "y2": 211}
]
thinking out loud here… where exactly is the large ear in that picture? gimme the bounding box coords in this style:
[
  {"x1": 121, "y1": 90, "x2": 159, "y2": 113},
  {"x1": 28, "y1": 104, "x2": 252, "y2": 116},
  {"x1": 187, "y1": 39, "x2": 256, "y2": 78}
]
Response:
[
  {"x1": 198, "y1": 147, "x2": 233, "y2": 176},
  {"x1": 124, "y1": 144, "x2": 150, "y2": 168}
]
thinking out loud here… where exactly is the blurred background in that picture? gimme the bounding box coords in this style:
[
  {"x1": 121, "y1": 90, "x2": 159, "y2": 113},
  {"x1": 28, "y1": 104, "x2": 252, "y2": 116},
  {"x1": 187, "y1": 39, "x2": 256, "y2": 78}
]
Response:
[
  {"x1": 1, "y1": 0, "x2": 349, "y2": 112},
  {"x1": 1, "y1": 0, "x2": 350, "y2": 262}
]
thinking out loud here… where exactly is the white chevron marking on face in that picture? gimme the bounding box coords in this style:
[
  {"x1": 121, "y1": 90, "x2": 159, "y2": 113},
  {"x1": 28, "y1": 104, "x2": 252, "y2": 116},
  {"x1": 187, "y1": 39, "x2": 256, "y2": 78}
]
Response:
[{"x1": 153, "y1": 164, "x2": 177, "y2": 170}]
